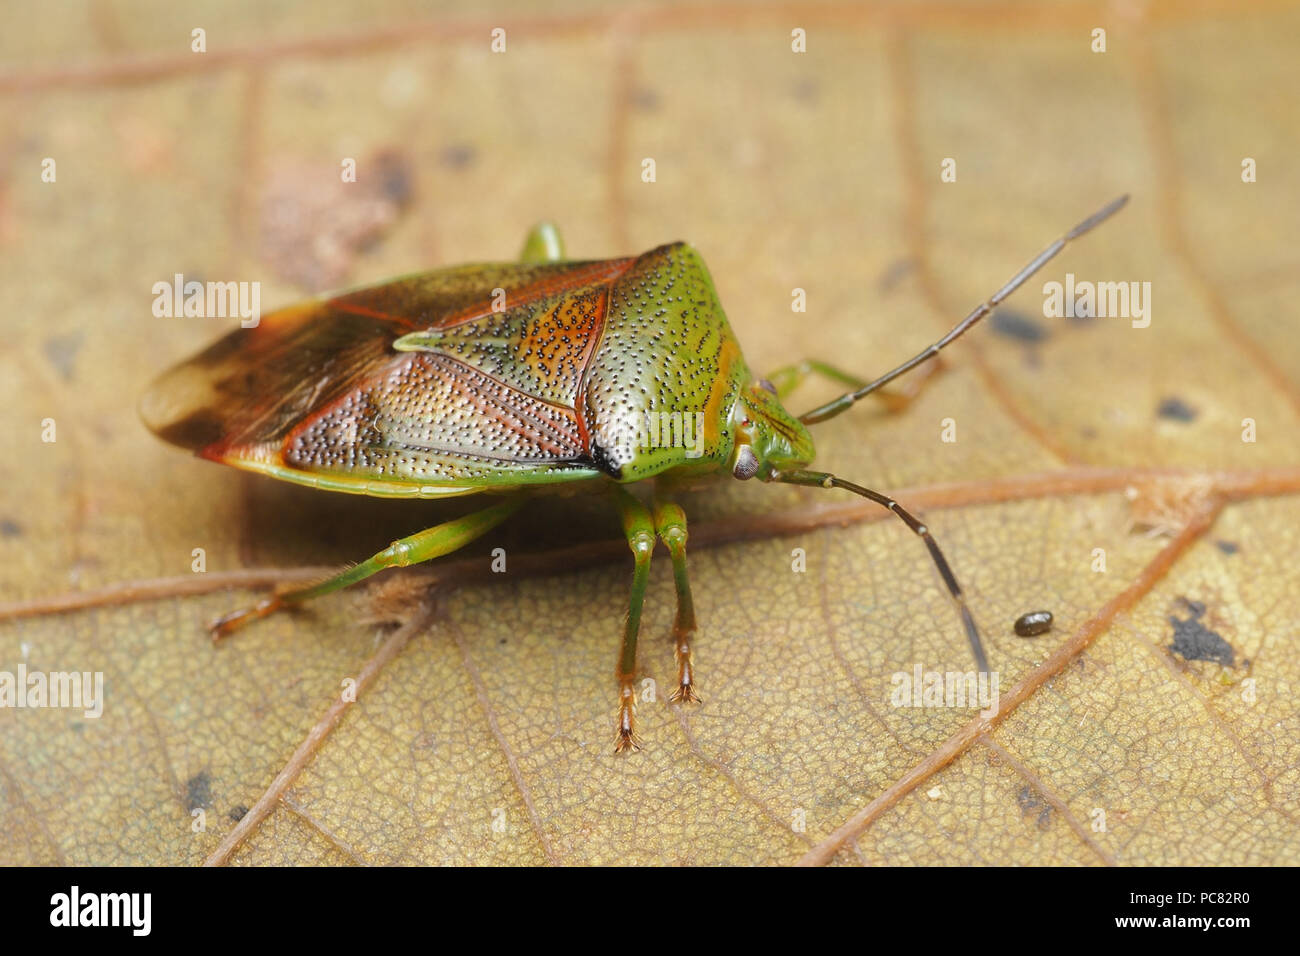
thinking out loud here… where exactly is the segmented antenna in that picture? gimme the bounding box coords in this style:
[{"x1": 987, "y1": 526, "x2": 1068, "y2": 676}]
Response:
[{"x1": 799, "y1": 195, "x2": 1130, "y2": 425}]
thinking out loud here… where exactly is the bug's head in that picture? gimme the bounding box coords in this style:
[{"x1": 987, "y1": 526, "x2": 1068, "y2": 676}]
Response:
[{"x1": 728, "y1": 379, "x2": 816, "y2": 481}]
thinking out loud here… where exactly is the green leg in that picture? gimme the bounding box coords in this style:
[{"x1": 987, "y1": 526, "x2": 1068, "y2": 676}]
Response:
[
  {"x1": 652, "y1": 490, "x2": 700, "y2": 704},
  {"x1": 766, "y1": 357, "x2": 943, "y2": 410},
  {"x1": 767, "y1": 359, "x2": 866, "y2": 399},
  {"x1": 518, "y1": 222, "x2": 566, "y2": 263},
  {"x1": 610, "y1": 485, "x2": 655, "y2": 752},
  {"x1": 211, "y1": 497, "x2": 525, "y2": 637}
]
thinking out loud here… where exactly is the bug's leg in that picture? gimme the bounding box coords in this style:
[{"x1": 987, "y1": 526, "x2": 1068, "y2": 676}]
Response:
[
  {"x1": 652, "y1": 490, "x2": 700, "y2": 704},
  {"x1": 518, "y1": 222, "x2": 565, "y2": 263},
  {"x1": 765, "y1": 358, "x2": 942, "y2": 413},
  {"x1": 610, "y1": 485, "x2": 655, "y2": 752},
  {"x1": 774, "y1": 470, "x2": 989, "y2": 672},
  {"x1": 210, "y1": 497, "x2": 525, "y2": 638}
]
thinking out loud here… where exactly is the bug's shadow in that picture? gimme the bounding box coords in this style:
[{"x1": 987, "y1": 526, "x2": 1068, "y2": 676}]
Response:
[{"x1": 238, "y1": 476, "x2": 623, "y2": 569}]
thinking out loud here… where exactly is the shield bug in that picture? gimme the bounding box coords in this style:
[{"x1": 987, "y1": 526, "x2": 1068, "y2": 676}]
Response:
[{"x1": 141, "y1": 198, "x2": 1128, "y2": 751}]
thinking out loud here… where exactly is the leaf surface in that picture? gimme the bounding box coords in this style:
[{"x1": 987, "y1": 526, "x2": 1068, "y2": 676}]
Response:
[{"x1": 1, "y1": 1, "x2": 1298, "y2": 865}]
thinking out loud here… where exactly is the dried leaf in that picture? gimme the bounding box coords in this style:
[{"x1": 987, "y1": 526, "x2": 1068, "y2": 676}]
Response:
[{"x1": 1, "y1": 2, "x2": 1298, "y2": 866}]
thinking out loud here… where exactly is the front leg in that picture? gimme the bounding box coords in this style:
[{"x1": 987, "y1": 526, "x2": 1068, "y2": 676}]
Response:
[
  {"x1": 652, "y1": 489, "x2": 700, "y2": 704},
  {"x1": 610, "y1": 485, "x2": 655, "y2": 752}
]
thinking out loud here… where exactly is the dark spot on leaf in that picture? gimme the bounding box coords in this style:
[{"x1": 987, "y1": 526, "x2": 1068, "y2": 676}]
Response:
[
  {"x1": 43, "y1": 333, "x2": 83, "y2": 382},
  {"x1": 439, "y1": 144, "x2": 477, "y2": 169},
  {"x1": 791, "y1": 78, "x2": 819, "y2": 103},
  {"x1": 631, "y1": 88, "x2": 660, "y2": 111},
  {"x1": 229, "y1": 805, "x2": 249, "y2": 823},
  {"x1": 1215, "y1": 540, "x2": 1239, "y2": 555},
  {"x1": 1168, "y1": 598, "x2": 1234, "y2": 666},
  {"x1": 372, "y1": 150, "x2": 415, "y2": 207},
  {"x1": 1156, "y1": 396, "x2": 1198, "y2": 422},
  {"x1": 991, "y1": 308, "x2": 1048, "y2": 343},
  {"x1": 0, "y1": 518, "x2": 20, "y2": 537},
  {"x1": 294, "y1": 82, "x2": 327, "y2": 107},
  {"x1": 259, "y1": 149, "x2": 415, "y2": 290},
  {"x1": 185, "y1": 771, "x2": 212, "y2": 811},
  {"x1": 1016, "y1": 786, "x2": 1052, "y2": 830},
  {"x1": 876, "y1": 258, "x2": 915, "y2": 294}
]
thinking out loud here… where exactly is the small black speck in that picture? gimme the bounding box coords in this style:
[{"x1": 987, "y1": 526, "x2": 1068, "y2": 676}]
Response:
[
  {"x1": 631, "y1": 88, "x2": 660, "y2": 111},
  {"x1": 876, "y1": 257, "x2": 915, "y2": 294},
  {"x1": 991, "y1": 309, "x2": 1048, "y2": 343},
  {"x1": 1215, "y1": 540, "x2": 1239, "y2": 555},
  {"x1": 373, "y1": 150, "x2": 415, "y2": 206},
  {"x1": 1014, "y1": 610, "x2": 1053, "y2": 637},
  {"x1": 185, "y1": 771, "x2": 212, "y2": 811},
  {"x1": 1157, "y1": 396, "x2": 1198, "y2": 422},
  {"x1": 791, "y1": 78, "x2": 819, "y2": 103},
  {"x1": 43, "y1": 333, "x2": 83, "y2": 382},
  {"x1": 0, "y1": 519, "x2": 20, "y2": 537},
  {"x1": 1168, "y1": 597, "x2": 1234, "y2": 666},
  {"x1": 229, "y1": 805, "x2": 249, "y2": 823},
  {"x1": 438, "y1": 144, "x2": 477, "y2": 169}
]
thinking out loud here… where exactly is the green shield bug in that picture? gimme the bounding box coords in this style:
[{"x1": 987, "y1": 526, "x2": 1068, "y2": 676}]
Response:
[{"x1": 141, "y1": 197, "x2": 1128, "y2": 751}]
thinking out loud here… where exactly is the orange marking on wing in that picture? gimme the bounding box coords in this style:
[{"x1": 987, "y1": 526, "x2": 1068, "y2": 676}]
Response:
[
  {"x1": 702, "y1": 334, "x2": 741, "y2": 446},
  {"x1": 433, "y1": 257, "x2": 634, "y2": 331},
  {"x1": 572, "y1": 284, "x2": 615, "y2": 457},
  {"x1": 333, "y1": 301, "x2": 413, "y2": 325}
]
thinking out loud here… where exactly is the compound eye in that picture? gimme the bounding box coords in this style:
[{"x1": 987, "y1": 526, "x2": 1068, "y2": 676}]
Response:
[
  {"x1": 757, "y1": 378, "x2": 777, "y2": 395},
  {"x1": 732, "y1": 444, "x2": 759, "y2": 480}
]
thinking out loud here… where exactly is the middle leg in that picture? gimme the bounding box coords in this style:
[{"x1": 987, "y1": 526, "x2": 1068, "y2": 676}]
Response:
[{"x1": 652, "y1": 489, "x2": 701, "y2": 704}]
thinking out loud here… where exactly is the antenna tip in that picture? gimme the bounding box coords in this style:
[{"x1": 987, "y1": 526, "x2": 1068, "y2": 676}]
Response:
[{"x1": 1067, "y1": 194, "x2": 1131, "y2": 239}]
